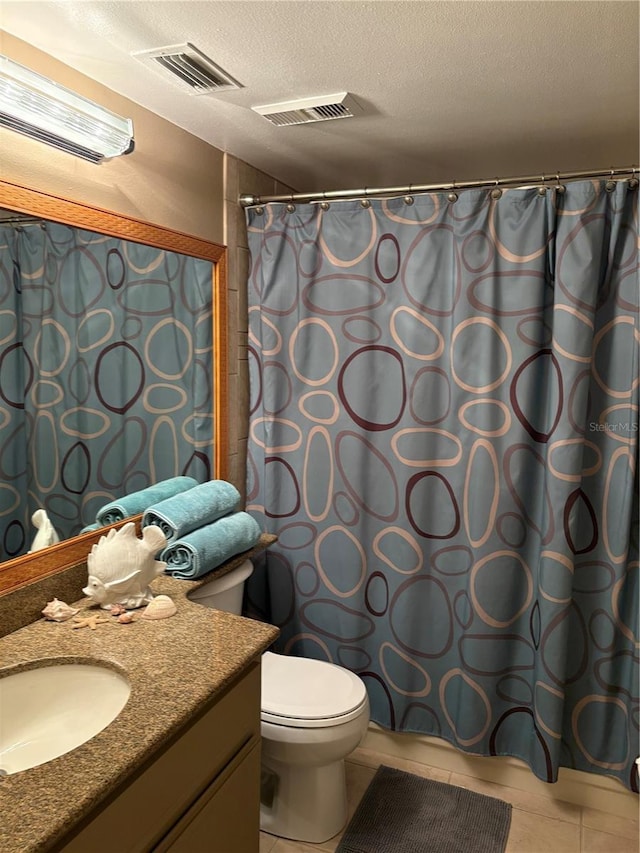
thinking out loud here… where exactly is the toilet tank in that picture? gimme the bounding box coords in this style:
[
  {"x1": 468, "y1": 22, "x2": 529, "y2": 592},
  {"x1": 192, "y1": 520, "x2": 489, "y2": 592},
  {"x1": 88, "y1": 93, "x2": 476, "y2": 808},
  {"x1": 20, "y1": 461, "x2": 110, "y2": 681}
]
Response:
[{"x1": 187, "y1": 559, "x2": 255, "y2": 615}]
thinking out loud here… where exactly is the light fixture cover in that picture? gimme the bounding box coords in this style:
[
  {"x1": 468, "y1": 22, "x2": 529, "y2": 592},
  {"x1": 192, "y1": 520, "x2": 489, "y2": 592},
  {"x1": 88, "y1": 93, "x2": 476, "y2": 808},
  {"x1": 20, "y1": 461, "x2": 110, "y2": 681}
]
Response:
[{"x1": 0, "y1": 55, "x2": 134, "y2": 163}]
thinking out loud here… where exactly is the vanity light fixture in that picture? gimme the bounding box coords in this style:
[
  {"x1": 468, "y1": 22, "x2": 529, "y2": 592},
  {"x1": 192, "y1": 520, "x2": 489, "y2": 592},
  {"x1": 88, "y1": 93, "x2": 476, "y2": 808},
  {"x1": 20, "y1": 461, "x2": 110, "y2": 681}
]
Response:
[{"x1": 0, "y1": 55, "x2": 135, "y2": 163}]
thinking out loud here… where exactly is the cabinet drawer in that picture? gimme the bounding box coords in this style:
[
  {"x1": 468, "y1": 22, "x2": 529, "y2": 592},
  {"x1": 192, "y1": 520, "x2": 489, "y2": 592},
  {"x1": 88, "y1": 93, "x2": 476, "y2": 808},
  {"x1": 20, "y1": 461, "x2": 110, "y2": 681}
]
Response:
[
  {"x1": 58, "y1": 662, "x2": 261, "y2": 853},
  {"x1": 157, "y1": 738, "x2": 260, "y2": 853}
]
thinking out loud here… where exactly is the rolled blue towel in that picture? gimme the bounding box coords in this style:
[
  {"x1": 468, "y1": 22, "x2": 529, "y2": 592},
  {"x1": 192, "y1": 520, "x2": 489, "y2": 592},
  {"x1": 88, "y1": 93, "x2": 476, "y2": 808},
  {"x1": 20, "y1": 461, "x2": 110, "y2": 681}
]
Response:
[
  {"x1": 80, "y1": 522, "x2": 101, "y2": 534},
  {"x1": 95, "y1": 477, "x2": 198, "y2": 525},
  {"x1": 161, "y1": 512, "x2": 261, "y2": 579},
  {"x1": 142, "y1": 480, "x2": 240, "y2": 544}
]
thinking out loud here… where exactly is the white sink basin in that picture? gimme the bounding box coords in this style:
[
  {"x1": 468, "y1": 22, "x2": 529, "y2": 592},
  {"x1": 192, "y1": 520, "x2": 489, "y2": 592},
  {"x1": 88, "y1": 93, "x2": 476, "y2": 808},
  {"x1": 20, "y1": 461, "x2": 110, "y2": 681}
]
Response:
[{"x1": 0, "y1": 662, "x2": 130, "y2": 775}]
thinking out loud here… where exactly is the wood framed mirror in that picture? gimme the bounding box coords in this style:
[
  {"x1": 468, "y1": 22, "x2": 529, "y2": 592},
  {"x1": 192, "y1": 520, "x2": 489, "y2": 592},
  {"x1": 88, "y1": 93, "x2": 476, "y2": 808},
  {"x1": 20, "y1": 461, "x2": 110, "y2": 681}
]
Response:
[{"x1": 0, "y1": 178, "x2": 228, "y2": 594}]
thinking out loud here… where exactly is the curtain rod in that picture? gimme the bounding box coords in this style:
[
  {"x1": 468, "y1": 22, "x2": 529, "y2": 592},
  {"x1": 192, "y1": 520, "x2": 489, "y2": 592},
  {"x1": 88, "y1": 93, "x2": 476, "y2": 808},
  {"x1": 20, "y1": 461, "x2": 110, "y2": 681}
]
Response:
[
  {"x1": 0, "y1": 216, "x2": 45, "y2": 225},
  {"x1": 239, "y1": 165, "x2": 638, "y2": 207}
]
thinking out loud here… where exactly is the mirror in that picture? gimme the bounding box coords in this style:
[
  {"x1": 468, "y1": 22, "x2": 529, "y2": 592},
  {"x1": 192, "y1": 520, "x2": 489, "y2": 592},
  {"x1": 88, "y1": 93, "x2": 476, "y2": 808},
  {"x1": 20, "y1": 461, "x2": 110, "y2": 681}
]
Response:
[{"x1": 0, "y1": 179, "x2": 227, "y2": 594}]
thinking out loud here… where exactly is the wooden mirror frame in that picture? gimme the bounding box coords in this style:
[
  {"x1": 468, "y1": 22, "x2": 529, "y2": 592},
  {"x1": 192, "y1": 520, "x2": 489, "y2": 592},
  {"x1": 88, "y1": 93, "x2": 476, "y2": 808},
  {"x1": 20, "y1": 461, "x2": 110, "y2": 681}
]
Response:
[{"x1": 0, "y1": 179, "x2": 228, "y2": 594}]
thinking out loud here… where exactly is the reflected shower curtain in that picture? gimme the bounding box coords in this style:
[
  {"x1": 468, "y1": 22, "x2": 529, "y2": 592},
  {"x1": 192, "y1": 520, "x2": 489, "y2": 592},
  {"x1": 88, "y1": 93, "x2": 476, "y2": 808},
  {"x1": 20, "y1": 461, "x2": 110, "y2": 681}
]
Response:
[
  {"x1": 245, "y1": 180, "x2": 639, "y2": 790},
  {"x1": 0, "y1": 222, "x2": 214, "y2": 558}
]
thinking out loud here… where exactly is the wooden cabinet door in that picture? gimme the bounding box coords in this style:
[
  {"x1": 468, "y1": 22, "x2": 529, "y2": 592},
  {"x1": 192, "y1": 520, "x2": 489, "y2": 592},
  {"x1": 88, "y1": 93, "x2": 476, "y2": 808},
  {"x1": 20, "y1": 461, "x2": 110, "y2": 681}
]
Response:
[{"x1": 157, "y1": 738, "x2": 260, "y2": 853}]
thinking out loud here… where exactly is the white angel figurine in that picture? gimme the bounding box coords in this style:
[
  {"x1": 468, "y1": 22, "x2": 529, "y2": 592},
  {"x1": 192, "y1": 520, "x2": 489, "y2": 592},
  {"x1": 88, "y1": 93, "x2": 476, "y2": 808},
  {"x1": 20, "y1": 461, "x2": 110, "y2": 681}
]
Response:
[{"x1": 29, "y1": 508, "x2": 60, "y2": 552}]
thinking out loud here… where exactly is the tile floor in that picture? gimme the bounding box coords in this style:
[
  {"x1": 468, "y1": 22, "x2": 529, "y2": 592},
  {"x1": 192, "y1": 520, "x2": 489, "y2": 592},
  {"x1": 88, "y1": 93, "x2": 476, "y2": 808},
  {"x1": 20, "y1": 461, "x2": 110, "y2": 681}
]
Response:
[{"x1": 259, "y1": 746, "x2": 639, "y2": 853}]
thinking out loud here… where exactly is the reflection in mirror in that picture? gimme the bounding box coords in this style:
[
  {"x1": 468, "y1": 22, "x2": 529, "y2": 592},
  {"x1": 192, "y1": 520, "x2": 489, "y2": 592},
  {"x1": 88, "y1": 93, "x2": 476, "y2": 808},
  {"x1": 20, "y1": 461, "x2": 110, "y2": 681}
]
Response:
[
  {"x1": 1, "y1": 218, "x2": 214, "y2": 559},
  {"x1": 0, "y1": 179, "x2": 227, "y2": 590}
]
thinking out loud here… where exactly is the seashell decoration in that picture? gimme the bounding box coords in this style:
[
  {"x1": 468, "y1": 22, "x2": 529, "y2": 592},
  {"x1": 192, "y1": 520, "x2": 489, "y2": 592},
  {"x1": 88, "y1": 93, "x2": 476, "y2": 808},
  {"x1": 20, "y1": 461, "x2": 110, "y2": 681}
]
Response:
[
  {"x1": 83, "y1": 522, "x2": 168, "y2": 610},
  {"x1": 141, "y1": 595, "x2": 177, "y2": 621},
  {"x1": 117, "y1": 612, "x2": 136, "y2": 624},
  {"x1": 42, "y1": 598, "x2": 79, "y2": 622},
  {"x1": 72, "y1": 614, "x2": 109, "y2": 630}
]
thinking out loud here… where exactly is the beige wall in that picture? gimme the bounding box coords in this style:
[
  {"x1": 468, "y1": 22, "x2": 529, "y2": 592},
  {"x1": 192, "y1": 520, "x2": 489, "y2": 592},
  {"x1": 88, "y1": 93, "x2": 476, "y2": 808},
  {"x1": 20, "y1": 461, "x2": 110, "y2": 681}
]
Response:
[{"x1": 0, "y1": 31, "x2": 224, "y2": 243}]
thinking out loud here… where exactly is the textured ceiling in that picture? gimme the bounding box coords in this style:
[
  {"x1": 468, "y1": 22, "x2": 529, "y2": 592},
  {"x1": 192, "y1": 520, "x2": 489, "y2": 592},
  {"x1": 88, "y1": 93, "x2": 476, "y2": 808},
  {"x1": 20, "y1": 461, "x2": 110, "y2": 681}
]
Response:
[{"x1": 1, "y1": 1, "x2": 638, "y2": 194}]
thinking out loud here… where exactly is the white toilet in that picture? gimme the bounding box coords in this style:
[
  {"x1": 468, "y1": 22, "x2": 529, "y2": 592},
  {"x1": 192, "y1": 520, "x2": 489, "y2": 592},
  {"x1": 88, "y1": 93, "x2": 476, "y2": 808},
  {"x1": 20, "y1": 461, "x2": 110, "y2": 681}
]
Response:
[{"x1": 188, "y1": 559, "x2": 370, "y2": 843}]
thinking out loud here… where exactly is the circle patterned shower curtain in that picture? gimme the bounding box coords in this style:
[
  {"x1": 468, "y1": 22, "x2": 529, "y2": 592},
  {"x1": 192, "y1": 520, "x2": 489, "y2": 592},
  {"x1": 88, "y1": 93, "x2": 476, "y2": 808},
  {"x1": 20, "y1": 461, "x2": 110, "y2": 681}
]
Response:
[{"x1": 245, "y1": 180, "x2": 639, "y2": 791}]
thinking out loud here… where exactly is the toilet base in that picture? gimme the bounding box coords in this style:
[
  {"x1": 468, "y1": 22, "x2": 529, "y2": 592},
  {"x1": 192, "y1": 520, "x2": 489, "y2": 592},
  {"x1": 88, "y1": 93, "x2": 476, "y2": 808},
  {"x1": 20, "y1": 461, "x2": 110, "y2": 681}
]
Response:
[{"x1": 260, "y1": 755, "x2": 348, "y2": 843}]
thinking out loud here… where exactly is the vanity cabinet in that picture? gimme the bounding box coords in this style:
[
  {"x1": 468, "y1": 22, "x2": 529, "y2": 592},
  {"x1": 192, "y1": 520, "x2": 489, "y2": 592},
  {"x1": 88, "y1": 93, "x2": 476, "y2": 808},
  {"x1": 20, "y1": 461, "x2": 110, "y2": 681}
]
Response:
[
  {"x1": 156, "y1": 739, "x2": 260, "y2": 853},
  {"x1": 56, "y1": 662, "x2": 261, "y2": 853}
]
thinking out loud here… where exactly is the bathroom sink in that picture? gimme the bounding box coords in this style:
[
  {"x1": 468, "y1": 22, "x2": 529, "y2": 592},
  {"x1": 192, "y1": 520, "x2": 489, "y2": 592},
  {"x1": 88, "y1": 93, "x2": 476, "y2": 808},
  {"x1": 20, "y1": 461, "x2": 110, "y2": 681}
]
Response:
[{"x1": 0, "y1": 662, "x2": 130, "y2": 775}]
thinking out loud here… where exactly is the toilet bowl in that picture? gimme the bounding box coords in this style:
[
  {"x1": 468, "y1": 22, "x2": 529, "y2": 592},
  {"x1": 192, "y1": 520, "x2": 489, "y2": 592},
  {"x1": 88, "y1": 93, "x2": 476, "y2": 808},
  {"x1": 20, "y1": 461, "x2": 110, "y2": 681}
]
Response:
[{"x1": 188, "y1": 560, "x2": 370, "y2": 843}]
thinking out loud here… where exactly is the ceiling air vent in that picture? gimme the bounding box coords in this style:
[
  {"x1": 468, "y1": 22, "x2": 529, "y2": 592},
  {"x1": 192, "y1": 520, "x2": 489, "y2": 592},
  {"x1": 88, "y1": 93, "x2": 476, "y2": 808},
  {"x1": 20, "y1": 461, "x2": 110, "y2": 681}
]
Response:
[
  {"x1": 132, "y1": 43, "x2": 242, "y2": 94},
  {"x1": 252, "y1": 93, "x2": 362, "y2": 126}
]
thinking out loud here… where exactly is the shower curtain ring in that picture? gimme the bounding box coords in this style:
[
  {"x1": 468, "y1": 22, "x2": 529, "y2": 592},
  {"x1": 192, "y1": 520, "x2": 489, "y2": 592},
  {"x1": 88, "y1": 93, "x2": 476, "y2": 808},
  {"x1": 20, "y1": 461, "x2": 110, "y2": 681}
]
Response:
[
  {"x1": 555, "y1": 172, "x2": 566, "y2": 194},
  {"x1": 360, "y1": 188, "x2": 371, "y2": 208},
  {"x1": 404, "y1": 184, "x2": 414, "y2": 205},
  {"x1": 629, "y1": 167, "x2": 639, "y2": 189},
  {"x1": 447, "y1": 180, "x2": 458, "y2": 203},
  {"x1": 491, "y1": 178, "x2": 502, "y2": 200},
  {"x1": 606, "y1": 168, "x2": 616, "y2": 192},
  {"x1": 538, "y1": 174, "x2": 547, "y2": 196},
  {"x1": 286, "y1": 194, "x2": 296, "y2": 212}
]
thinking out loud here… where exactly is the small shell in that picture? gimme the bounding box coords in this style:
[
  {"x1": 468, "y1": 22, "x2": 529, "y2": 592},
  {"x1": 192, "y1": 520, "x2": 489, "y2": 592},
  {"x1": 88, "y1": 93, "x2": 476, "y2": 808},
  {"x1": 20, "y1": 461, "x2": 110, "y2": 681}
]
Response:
[
  {"x1": 109, "y1": 603, "x2": 127, "y2": 616},
  {"x1": 42, "y1": 598, "x2": 79, "y2": 622},
  {"x1": 141, "y1": 594, "x2": 177, "y2": 620},
  {"x1": 117, "y1": 612, "x2": 135, "y2": 624}
]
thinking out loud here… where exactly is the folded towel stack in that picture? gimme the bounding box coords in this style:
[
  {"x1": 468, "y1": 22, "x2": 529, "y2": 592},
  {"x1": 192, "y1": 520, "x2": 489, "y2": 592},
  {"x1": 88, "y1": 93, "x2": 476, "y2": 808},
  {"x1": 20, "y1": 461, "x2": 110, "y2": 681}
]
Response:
[
  {"x1": 161, "y1": 511, "x2": 261, "y2": 579},
  {"x1": 141, "y1": 480, "x2": 240, "y2": 543},
  {"x1": 141, "y1": 479, "x2": 260, "y2": 579},
  {"x1": 95, "y1": 476, "x2": 198, "y2": 526}
]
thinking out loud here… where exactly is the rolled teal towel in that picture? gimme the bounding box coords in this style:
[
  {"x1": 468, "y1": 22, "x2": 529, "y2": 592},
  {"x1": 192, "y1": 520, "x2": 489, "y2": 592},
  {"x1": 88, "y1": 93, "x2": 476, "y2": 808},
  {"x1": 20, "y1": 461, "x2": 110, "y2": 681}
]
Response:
[
  {"x1": 95, "y1": 477, "x2": 198, "y2": 526},
  {"x1": 80, "y1": 522, "x2": 101, "y2": 534},
  {"x1": 161, "y1": 512, "x2": 261, "y2": 579},
  {"x1": 142, "y1": 480, "x2": 240, "y2": 544}
]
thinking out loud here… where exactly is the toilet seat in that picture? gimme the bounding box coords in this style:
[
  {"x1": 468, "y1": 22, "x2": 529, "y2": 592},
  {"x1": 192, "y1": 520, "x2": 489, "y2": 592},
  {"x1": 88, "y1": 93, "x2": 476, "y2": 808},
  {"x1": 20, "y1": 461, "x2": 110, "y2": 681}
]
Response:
[{"x1": 261, "y1": 651, "x2": 368, "y2": 729}]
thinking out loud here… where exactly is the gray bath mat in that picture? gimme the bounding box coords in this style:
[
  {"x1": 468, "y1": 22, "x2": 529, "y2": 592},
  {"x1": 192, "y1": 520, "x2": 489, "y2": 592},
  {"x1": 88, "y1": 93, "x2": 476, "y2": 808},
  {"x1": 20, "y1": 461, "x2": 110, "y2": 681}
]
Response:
[{"x1": 336, "y1": 765, "x2": 512, "y2": 853}]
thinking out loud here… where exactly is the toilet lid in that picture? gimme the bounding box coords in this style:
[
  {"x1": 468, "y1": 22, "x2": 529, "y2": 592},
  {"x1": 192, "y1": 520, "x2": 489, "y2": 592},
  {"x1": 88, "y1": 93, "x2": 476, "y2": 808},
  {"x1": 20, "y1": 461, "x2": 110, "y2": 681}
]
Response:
[{"x1": 261, "y1": 652, "x2": 368, "y2": 727}]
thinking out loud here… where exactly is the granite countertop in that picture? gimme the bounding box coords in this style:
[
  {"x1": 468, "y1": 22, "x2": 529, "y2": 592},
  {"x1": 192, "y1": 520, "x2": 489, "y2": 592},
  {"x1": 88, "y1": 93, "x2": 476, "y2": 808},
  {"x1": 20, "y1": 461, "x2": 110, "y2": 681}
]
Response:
[{"x1": 0, "y1": 536, "x2": 279, "y2": 853}]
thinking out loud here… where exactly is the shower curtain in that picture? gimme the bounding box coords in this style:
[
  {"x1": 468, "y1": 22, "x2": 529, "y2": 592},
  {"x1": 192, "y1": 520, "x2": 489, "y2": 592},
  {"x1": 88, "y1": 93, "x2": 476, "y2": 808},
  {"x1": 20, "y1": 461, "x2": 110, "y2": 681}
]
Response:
[
  {"x1": 245, "y1": 180, "x2": 639, "y2": 791},
  {"x1": 0, "y1": 221, "x2": 214, "y2": 559}
]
